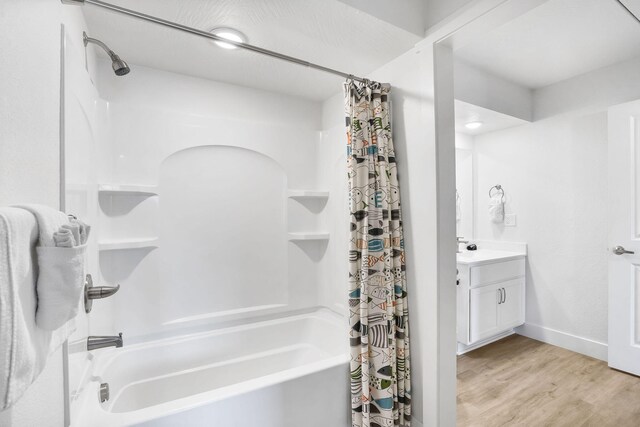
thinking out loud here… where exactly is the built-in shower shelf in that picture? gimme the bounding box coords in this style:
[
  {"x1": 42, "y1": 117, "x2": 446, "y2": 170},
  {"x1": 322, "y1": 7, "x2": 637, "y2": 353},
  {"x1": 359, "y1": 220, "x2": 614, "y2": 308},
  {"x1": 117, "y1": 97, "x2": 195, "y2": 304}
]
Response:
[
  {"x1": 98, "y1": 184, "x2": 159, "y2": 196},
  {"x1": 98, "y1": 237, "x2": 159, "y2": 251},
  {"x1": 287, "y1": 232, "x2": 330, "y2": 241},
  {"x1": 287, "y1": 190, "x2": 329, "y2": 199}
]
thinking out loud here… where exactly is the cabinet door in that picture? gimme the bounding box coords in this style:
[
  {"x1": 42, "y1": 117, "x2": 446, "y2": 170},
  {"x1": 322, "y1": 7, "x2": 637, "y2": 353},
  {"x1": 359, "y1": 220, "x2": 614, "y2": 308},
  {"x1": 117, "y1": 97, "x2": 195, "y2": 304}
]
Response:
[
  {"x1": 498, "y1": 279, "x2": 525, "y2": 330},
  {"x1": 469, "y1": 283, "x2": 501, "y2": 343}
]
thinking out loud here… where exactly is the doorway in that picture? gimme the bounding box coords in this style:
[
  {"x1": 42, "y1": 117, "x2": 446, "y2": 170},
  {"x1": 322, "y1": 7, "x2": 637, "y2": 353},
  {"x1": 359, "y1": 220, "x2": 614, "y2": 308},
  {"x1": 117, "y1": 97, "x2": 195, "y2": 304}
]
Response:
[{"x1": 435, "y1": 0, "x2": 640, "y2": 424}]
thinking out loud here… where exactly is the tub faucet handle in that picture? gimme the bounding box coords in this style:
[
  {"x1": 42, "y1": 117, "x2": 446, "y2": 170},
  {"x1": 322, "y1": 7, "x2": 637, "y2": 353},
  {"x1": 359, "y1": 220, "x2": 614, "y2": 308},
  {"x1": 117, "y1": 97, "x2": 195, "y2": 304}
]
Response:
[{"x1": 84, "y1": 274, "x2": 120, "y2": 313}]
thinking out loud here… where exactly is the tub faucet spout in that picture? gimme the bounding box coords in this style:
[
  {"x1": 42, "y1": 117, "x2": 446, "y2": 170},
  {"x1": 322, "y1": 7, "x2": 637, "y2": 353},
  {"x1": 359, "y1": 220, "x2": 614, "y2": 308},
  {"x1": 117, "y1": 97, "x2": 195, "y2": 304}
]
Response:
[{"x1": 87, "y1": 333, "x2": 123, "y2": 351}]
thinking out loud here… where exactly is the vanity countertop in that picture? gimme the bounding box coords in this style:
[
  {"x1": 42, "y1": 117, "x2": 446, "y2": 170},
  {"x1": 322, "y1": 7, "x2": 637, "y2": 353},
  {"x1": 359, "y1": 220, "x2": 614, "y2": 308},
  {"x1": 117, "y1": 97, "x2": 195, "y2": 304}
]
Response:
[{"x1": 456, "y1": 249, "x2": 526, "y2": 266}]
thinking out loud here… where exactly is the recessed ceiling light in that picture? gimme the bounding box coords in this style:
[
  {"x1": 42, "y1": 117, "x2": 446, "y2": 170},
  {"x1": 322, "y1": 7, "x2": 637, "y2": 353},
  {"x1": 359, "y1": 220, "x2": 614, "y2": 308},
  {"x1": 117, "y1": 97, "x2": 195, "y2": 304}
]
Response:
[
  {"x1": 465, "y1": 121, "x2": 483, "y2": 130},
  {"x1": 209, "y1": 27, "x2": 247, "y2": 50}
]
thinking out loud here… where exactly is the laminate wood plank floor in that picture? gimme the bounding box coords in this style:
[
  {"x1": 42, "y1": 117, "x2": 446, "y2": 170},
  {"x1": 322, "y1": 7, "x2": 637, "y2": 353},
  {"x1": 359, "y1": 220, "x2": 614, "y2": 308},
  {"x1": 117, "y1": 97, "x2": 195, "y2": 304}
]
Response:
[{"x1": 457, "y1": 334, "x2": 640, "y2": 426}]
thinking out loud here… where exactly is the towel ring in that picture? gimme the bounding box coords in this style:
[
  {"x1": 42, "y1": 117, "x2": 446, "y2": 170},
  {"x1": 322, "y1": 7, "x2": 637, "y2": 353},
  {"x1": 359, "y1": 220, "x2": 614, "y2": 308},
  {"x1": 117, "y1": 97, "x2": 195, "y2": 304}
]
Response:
[{"x1": 489, "y1": 184, "x2": 505, "y2": 203}]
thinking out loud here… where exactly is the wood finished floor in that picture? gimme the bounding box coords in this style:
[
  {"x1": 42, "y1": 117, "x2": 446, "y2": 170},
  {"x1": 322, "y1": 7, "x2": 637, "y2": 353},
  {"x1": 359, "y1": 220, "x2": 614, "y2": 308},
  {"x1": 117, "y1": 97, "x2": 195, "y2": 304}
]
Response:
[{"x1": 457, "y1": 335, "x2": 640, "y2": 426}]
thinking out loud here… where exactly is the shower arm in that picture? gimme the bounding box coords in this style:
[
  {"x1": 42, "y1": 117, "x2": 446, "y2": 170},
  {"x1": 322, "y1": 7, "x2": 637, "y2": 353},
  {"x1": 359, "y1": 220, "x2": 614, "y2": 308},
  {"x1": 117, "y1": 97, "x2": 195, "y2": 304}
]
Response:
[
  {"x1": 62, "y1": 0, "x2": 375, "y2": 85},
  {"x1": 83, "y1": 32, "x2": 119, "y2": 61}
]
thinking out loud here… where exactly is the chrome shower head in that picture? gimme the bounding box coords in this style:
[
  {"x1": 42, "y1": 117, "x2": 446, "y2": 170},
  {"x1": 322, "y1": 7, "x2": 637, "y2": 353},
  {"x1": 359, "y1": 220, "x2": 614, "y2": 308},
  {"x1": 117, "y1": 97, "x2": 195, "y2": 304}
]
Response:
[
  {"x1": 110, "y1": 55, "x2": 130, "y2": 76},
  {"x1": 83, "y1": 31, "x2": 130, "y2": 76}
]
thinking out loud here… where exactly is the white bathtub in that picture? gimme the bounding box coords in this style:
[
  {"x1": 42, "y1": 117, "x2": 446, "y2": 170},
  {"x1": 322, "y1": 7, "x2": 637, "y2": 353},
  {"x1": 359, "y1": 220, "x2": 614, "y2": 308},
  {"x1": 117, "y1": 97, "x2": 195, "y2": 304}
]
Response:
[{"x1": 72, "y1": 309, "x2": 350, "y2": 426}]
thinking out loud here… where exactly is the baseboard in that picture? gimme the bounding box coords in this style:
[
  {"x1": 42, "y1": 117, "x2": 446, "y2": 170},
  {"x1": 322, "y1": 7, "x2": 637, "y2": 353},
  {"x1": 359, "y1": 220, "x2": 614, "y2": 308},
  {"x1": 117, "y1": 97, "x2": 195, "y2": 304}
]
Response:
[
  {"x1": 516, "y1": 323, "x2": 608, "y2": 362},
  {"x1": 457, "y1": 330, "x2": 515, "y2": 355}
]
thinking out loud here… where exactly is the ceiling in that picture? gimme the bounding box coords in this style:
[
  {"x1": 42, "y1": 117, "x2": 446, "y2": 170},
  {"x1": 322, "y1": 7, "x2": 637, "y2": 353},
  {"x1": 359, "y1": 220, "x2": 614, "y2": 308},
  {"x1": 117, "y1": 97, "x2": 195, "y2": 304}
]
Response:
[
  {"x1": 455, "y1": 0, "x2": 640, "y2": 89},
  {"x1": 82, "y1": 0, "x2": 421, "y2": 101},
  {"x1": 455, "y1": 100, "x2": 529, "y2": 136}
]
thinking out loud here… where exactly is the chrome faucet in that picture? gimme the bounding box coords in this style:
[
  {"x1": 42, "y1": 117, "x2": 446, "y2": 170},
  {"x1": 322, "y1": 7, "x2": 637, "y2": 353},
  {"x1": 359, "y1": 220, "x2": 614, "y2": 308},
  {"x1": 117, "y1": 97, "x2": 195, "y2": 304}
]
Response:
[
  {"x1": 87, "y1": 333, "x2": 123, "y2": 351},
  {"x1": 457, "y1": 237, "x2": 469, "y2": 254}
]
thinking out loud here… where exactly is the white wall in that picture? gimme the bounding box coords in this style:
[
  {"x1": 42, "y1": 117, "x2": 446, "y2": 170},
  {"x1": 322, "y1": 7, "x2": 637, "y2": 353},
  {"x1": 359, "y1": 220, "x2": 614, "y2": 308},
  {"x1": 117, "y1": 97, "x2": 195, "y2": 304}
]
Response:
[
  {"x1": 534, "y1": 54, "x2": 640, "y2": 120},
  {"x1": 454, "y1": 59, "x2": 533, "y2": 122},
  {"x1": 473, "y1": 111, "x2": 609, "y2": 347},
  {"x1": 0, "y1": 1, "x2": 93, "y2": 426}
]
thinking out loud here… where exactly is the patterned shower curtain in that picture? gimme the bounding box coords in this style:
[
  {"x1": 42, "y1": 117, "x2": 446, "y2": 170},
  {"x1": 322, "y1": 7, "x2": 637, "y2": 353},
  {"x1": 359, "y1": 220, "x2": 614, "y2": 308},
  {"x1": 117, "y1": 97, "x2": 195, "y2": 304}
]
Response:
[{"x1": 345, "y1": 80, "x2": 411, "y2": 427}]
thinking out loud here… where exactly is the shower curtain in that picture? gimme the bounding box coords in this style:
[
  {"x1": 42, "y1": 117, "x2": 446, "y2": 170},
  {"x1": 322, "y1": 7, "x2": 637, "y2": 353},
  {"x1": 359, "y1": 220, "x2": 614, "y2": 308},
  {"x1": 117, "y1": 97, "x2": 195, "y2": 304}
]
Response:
[{"x1": 345, "y1": 81, "x2": 411, "y2": 427}]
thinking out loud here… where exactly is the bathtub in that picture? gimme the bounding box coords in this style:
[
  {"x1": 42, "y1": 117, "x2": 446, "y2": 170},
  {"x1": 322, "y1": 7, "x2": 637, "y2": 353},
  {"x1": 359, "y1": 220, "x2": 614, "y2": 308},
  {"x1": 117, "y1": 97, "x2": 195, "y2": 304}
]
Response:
[{"x1": 71, "y1": 309, "x2": 350, "y2": 426}]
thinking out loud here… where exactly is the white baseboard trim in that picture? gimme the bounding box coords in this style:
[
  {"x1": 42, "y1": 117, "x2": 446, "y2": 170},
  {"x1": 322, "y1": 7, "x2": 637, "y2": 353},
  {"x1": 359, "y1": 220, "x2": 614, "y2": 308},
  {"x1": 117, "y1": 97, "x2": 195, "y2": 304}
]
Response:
[
  {"x1": 516, "y1": 323, "x2": 608, "y2": 362},
  {"x1": 457, "y1": 330, "x2": 515, "y2": 355}
]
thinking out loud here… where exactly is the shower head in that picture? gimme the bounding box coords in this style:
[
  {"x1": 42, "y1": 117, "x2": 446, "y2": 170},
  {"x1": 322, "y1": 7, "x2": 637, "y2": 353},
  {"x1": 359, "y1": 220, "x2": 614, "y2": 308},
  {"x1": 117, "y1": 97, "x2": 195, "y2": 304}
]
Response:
[
  {"x1": 110, "y1": 55, "x2": 130, "y2": 76},
  {"x1": 83, "y1": 32, "x2": 130, "y2": 76}
]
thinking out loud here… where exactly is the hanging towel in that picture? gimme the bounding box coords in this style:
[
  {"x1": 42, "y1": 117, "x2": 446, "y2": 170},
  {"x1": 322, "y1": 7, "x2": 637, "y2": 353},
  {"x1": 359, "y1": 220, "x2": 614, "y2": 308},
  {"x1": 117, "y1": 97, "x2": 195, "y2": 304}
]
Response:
[
  {"x1": 488, "y1": 193, "x2": 504, "y2": 223},
  {"x1": 69, "y1": 217, "x2": 90, "y2": 245},
  {"x1": 14, "y1": 204, "x2": 68, "y2": 247},
  {"x1": 0, "y1": 208, "x2": 52, "y2": 410},
  {"x1": 456, "y1": 190, "x2": 462, "y2": 222},
  {"x1": 35, "y1": 244, "x2": 86, "y2": 330},
  {"x1": 0, "y1": 205, "x2": 89, "y2": 410},
  {"x1": 53, "y1": 228, "x2": 75, "y2": 248},
  {"x1": 15, "y1": 204, "x2": 88, "y2": 331}
]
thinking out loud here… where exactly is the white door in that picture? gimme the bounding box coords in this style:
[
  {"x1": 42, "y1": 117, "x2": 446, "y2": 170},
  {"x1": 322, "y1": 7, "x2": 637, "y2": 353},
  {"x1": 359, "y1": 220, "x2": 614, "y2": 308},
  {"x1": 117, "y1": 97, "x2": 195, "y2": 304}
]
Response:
[
  {"x1": 608, "y1": 100, "x2": 640, "y2": 376},
  {"x1": 469, "y1": 283, "x2": 501, "y2": 343},
  {"x1": 498, "y1": 279, "x2": 525, "y2": 330}
]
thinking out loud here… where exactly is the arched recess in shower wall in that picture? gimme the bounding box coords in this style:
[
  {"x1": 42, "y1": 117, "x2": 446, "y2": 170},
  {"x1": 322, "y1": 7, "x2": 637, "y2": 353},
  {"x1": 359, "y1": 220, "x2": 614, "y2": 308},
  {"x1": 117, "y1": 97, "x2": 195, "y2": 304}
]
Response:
[{"x1": 157, "y1": 145, "x2": 288, "y2": 333}]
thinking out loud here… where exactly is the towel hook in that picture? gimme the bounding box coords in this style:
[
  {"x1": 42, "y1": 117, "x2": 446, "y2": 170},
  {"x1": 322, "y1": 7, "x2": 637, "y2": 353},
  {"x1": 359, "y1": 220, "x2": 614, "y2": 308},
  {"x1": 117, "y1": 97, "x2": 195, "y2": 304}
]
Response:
[{"x1": 489, "y1": 184, "x2": 505, "y2": 203}]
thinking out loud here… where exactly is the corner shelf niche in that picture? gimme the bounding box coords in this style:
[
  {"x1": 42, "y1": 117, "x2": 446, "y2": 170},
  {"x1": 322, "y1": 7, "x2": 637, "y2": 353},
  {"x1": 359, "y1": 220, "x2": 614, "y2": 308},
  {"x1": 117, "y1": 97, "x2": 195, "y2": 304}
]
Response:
[
  {"x1": 287, "y1": 189, "x2": 330, "y2": 247},
  {"x1": 287, "y1": 190, "x2": 329, "y2": 199},
  {"x1": 287, "y1": 232, "x2": 330, "y2": 241},
  {"x1": 98, "y1": 237, "x2": 159, "y2": 251},
  {"x1": 98, "y1": 184, "x2": 158, "y2": 196}
]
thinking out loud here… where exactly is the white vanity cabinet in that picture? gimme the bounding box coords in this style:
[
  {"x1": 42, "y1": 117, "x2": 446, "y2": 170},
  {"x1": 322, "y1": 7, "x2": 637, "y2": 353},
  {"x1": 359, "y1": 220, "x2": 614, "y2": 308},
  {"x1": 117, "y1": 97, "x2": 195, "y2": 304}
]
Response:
[{"x1": 457, "y1": 251, "x2": 526, "y2": 351}]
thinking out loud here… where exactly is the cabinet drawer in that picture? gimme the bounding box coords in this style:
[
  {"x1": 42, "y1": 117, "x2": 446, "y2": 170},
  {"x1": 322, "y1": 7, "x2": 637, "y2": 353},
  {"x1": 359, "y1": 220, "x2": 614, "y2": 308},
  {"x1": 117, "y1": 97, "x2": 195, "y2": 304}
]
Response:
[{"x1": 470, "y1": 258, "x2": 525, "y2": 288}]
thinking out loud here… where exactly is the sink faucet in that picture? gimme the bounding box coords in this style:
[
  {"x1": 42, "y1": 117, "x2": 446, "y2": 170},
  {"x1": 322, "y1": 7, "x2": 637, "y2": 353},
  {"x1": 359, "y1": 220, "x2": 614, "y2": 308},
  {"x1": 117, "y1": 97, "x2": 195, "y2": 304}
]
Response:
[
  {"x1": 87, "y1": 333, "x2": 123, "y2": 351},
  {"x1": 457, "y1": 237, "x2": 469, "y2": 254}
]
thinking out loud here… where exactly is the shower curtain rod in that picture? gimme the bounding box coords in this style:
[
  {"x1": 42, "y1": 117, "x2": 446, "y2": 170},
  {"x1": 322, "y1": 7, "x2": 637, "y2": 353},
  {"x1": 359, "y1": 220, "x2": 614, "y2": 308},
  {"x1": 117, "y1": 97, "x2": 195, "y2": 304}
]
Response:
[
  {"x1": 614, "y1": 0, "x2": 640, "y2": 25},
  {"x1": 61, "y1": 0, "x2": 372, "y2": 84}
]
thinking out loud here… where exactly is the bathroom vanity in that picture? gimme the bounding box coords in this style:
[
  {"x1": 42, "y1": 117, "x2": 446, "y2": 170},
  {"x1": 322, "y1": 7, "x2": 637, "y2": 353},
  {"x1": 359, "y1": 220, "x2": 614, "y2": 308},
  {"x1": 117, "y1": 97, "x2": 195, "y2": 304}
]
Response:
[{"x1": 457, "y1": 246, "x2": 526, "y2": 354}]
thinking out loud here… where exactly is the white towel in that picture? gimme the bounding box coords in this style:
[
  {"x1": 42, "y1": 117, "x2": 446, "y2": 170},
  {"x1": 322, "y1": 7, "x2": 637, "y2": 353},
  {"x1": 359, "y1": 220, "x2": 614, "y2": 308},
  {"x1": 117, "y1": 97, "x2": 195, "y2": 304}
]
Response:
[
  {"x1": 488, "y1": 193, "x2": 504, "y2": 223},
  {"x1": 53, "y1": 228, "x2": 75, "y2": 248},
  {"x1": 35, "y1": 244, "x2": 86, "y2": 330},
  {"x1": 15, "y1": 204, "x2": 87, "y2": 331},
  {"x1": 61, "y1": 223, "x2": 80, "y2": 246},
  {"x1": 0, "y1": 205, "x2": 87, "y2": 410},
  {"x1": 456, "y1": 190, "x2": 462, "y2": 222},
  {"x1": 70, "y1": 217, "x2": 90, "y2": 245},
  {"x1": 14, "y1": 204, "x2": 68, "y2": 248},
  {"x1": 0, "y1": 208, "x2": 52, "y2": 410}
]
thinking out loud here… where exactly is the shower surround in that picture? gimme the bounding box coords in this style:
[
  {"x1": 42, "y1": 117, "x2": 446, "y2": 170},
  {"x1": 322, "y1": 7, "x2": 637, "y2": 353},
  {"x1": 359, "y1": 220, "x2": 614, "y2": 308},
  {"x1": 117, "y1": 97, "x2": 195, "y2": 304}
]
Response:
[{"x1": 65, "y1": 43, "x2": 351, "y2": 425}]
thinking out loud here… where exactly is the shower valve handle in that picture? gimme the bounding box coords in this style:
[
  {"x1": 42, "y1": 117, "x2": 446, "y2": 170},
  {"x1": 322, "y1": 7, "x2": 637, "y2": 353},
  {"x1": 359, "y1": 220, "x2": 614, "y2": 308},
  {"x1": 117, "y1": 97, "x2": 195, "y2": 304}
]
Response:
[{"x1": 84, "y1": 274, "x2": 120, "y2": 313}]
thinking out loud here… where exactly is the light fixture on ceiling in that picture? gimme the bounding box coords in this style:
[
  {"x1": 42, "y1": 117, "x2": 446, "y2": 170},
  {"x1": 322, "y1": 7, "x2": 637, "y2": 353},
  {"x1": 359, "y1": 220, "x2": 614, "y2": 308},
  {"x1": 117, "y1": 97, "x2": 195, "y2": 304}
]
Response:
[
  {"x1": 209, "y1": 27, "x2": 247, "y2": 50},
  {"x1": 465, "y1": 121, "x2": 484, "y2": 130}
]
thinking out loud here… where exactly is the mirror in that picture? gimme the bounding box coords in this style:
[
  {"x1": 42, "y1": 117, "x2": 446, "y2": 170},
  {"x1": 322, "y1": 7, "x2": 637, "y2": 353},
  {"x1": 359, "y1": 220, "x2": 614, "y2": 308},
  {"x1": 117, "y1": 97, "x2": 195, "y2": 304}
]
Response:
[{"x1": 455, "y1": 146, "x2": 474, "y2": 241}]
